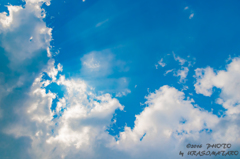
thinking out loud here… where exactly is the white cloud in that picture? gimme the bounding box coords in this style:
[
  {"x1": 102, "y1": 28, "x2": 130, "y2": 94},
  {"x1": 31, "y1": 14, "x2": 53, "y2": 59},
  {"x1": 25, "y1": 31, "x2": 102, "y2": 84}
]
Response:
[
  {"x1": 3, "y1": 60, "x2": 125, "y2": 158},
  {"x1": 181, "y1": 85, "x2": 189, "y2": 91},
  {"x1": 115, "y1": 89, "x2": 131, "y2": 97},
  {"x1": 45, "y1": 60, "x2": 63, "y2": 82},
  {"x1": 46, "y1": 75, "x2": 124, "y2": 150},
  {"x1": 194, "y1": 67, "x2": 215, "y2": 96},
  {"x1": 25, "y1": 0, "x2": 51, "y2": 5},
  {"x1": 112, "y1": 86, "x2": 222, "y2": 158},
  {"x1": 80, "y1": 51, "x2": 114, "y2": 77},
  {"x1": 0, "y1": 2, "x2": 52, "y2": 69},
  {"x1": 111, "y1": 85, "x2": 240, "y2": 159},
  {"x1": 173, "y1": 52, "x2": 186, "y2": 65},
  {"x1": 0, "y1": 0, "x2": 53, "y2": 102},
  {"x1": 0, "y1": 1, "x2": 54, "y2": 158},
  {"x1": 163, "y1": 53, "x2": 193, "y2": 82},
  {"x1": 158, "y1": 58, "x2": 166, "y2": 67},
  {"x1": 184, "y1": 6, "x2": 189, "y2": 10},
  {"x1": 80, "y1": 50, "x2": 129, "y2": 76},
  {"x1": 194, "y1": 57, "x2": 240, "y2": 115},
  {"x1": 164, "y1": 69, "x2": 174, "y2": 76},
  {"x1": 174, "y1": 67, "x2": 189, "y2": 83},
  {"x1": 189, "y1": 13, "x2": 194, "y2": 19},
  {"x1": 1, "y1": 1, "x2": 240, "y2": 159},
  {"x1": 3, "y1": 60, "x2": 240, "y2": 158}
]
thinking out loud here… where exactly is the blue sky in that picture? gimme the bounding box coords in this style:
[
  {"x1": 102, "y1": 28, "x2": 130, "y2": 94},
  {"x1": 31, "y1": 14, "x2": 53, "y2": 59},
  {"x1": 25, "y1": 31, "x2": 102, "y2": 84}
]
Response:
[{"x1": 0, "y1": 0, "x2": 240, "y2": 158}]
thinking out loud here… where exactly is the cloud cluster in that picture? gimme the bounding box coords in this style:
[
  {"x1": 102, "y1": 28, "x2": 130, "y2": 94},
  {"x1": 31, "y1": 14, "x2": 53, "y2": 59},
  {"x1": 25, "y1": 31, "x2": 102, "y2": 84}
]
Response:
[
  {"x1": 162, "y1": 52, "x2": 194, "y2": 83},
  {"x1": 1, "y1": 57, "x2": 125, "y2": 159},
  {"x1": 194, "y1": 57, "x2": 240, "y2": 115},
  {"x1": 0, "y1": 1, "x2": 52, "y2": 67},
  {"x1": 0, "y1": 0, "x2": 52, "y2": 115},
  {"x1": 112, "y1": 78, "x2": 240, "y2": 158},
  {"x1": 0, "y1": 0, "x2": 240, "y2": 159},
  {"x1": 113, "y1": 85, "x2": 219, "y2": 158},
  {"x1": 0, "y1": 0, "x2": 53, "y2": 158}
]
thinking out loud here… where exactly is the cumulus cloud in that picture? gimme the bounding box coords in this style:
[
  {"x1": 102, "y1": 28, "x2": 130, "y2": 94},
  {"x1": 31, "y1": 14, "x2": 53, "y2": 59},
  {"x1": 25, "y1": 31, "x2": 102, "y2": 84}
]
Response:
[
  {"x1": 0, "y1": 0, "x2": 52, "y2": 108},
  {"x1": 3, "y1": 70, "x2": 240, "y2": 159},
  {"x1": 113, "y1": 86, "x2": 220, "y2": 158},
  {"x1": 0, "y1": 2, "x2": 52, "y2": 69},
  {"x1": 0, "y1": 0, "x2": 53, "y2": 158},
  {"x1": 0, "y1": 9, "x2": 125, "y2": 154},
  {"x1": 2, "y1": 58, "x2": 240, "y2": 159},
  {"x1": 194, "y1": 57, "x2": 240, "y2": 115},
  {"x1": 45, "y1": 75, "x2": 124, "y2": 157},
  {"x1": 1, "y1": 1, "x2": 240, "y2": 159},
  {"x1": 111, "y1": 85, "x2": 240, "y2": 159},
  {"x1": 2, "y1": 59, "x2": 126, "y2": 158}
]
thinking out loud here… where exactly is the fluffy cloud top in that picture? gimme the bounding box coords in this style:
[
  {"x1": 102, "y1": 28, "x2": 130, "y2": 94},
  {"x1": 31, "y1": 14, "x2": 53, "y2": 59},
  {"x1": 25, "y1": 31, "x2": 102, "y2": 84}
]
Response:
[
  {"x1": 0, "y1": 0, "x2": 53, "y2": 158},
  {"x1": 113, "y1": 85, "x2": 220, "y2": 158},
  {"x1": 194, "y1": 57, "x2": 240, "y2": 115},
  {"x1": 0, "y1": 0, "x2": 240, "y2": 159},
  {"x1": 0, "y1": 4, "x2": 51, "y2": 55}
]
